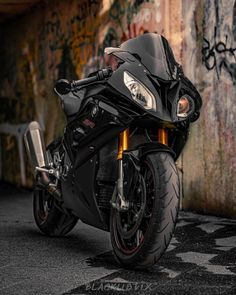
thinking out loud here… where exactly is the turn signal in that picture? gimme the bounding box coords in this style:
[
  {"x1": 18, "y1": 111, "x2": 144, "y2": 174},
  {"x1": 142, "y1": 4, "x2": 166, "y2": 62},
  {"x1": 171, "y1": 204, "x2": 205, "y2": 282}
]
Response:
[{"x1": 177, "y1": 95, "x2": 193, "y2": 118}]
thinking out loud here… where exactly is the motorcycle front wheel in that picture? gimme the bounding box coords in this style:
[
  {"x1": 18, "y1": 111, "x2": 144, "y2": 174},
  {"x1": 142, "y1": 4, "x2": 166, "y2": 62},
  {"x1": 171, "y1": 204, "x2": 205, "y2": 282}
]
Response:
[{"x1": 110, "y1": 152, "x2": 180, "y2": 270}]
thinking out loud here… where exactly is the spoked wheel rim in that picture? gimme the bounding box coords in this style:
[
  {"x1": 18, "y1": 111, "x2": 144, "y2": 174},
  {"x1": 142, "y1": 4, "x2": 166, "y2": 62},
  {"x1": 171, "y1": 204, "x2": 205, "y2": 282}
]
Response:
[
  {"x1": 112, "y1": 161, "x2": 155, "y2": 255},
  {"x1": 35, "y1": 189, "x2": 53, "y2": 224}
]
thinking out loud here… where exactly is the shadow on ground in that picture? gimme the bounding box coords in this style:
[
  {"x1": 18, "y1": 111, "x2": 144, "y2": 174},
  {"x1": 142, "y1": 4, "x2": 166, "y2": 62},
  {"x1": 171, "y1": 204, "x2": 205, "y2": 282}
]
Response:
[{"x1": 0, "y1": 183, "x2": 236, "y2": 295}]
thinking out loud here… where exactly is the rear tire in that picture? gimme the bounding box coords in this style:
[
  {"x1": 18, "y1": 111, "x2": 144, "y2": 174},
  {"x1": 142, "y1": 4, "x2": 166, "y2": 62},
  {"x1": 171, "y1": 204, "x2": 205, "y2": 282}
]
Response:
[
  {"x1": 33, "y1": 188, "x2": 78, "y2": 237},
  {"x1": 33, "y1": 137, "x2": 78, "y2": 237},
  {"x1": 110, "y1": 152, "x2": 180, "y2": 269}
]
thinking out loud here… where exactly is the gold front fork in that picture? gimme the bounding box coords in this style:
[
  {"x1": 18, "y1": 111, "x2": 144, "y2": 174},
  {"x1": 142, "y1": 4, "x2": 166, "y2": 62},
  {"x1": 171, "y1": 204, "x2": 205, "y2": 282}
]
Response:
[
  {"x1": 117, "y1": 128, "x2": 129, "y2": 160},
  {"x1": 117, "y1": 128, "x2": 168, "y2": 159},
  {"x1": 157, "y1": 128, "x2": 168, "y2": 145},
  {"x1": 115, "y1": 127, "x2": 168, "y2": 211},
  {"x1": 116, "y1": 128, "x2": 130, "y2": 211}
]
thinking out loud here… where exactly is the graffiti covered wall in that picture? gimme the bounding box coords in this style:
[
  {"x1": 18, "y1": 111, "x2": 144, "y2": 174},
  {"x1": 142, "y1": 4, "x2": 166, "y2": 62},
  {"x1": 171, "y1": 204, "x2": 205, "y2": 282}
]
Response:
[
  {"x1": 182, "y1": 0, "x2": 236, "y2": 217},
  {"x1": 1, "y1": 0, "x2": 236, "y2": 217},
  {"x1": 0, "y1": 0, "x2": 181, "y2": 186}
]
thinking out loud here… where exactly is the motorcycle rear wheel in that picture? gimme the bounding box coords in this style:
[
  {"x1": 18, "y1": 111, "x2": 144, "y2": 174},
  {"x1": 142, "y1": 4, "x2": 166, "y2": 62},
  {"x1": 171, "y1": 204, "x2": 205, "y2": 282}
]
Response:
[
  {"x1": 33, "y1": 188, "x2": 78, "y2": 236},
  {"x1": 110, "y1": 152, "x2": 180, "y2": 269}
]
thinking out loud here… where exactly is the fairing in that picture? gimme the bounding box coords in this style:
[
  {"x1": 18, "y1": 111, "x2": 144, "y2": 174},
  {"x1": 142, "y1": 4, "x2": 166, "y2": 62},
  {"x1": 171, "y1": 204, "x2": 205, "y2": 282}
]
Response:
[
  {"x1": 105, "y1": 33, "x2": 178, "y2": 81},
  {"x1": 106, "y1": 34, "x2": 202, "y2": 123},
  {"x1": 107, "y1": 56, "x2": 175, "y2": 122},
  {"x1": 52, "y1": 33, "x2": 202, "y2": 231}
]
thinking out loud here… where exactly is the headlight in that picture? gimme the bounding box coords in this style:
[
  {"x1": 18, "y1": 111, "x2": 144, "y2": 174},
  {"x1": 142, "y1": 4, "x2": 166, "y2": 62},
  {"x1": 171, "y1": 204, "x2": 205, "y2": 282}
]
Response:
[
  {"x1": 177, "y1": 95, "x2": 194, "y2": 118},
  {"x1": 123, "y1": 71, "x2": 157, "y2": 111}
]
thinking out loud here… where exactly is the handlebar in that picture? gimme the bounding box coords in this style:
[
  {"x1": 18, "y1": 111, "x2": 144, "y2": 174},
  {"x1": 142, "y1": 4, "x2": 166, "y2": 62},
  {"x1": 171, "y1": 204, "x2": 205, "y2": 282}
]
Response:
[
  {"x1": 55, "y1": 67, "x2": 113, "y2": 95},
  {"x1": 72, "y1": 67, "x2": 112, "y2": 87}
]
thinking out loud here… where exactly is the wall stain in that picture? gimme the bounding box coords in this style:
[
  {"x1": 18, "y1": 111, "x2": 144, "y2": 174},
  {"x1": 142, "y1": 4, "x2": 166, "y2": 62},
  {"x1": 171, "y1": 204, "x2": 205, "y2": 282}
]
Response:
[
  {"x1": 182, "y1": 0, "x2": 236, "y2": 218},
  {"x1": 0, "y1": 0, "x2": 163, "y2": 186},
  {"x1": 1, "y1": 0, "x2": 235, "y2": 217}
]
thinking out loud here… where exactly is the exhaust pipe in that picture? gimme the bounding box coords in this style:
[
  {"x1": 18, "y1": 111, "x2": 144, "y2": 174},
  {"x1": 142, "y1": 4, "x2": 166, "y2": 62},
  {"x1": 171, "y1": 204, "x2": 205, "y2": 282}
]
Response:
[
  {"x1": 24, "y1": 121, "x2": 47, "y2": 169},
  {"x1": 24, "y1": 121, "x2": 61, "y2": 201}
]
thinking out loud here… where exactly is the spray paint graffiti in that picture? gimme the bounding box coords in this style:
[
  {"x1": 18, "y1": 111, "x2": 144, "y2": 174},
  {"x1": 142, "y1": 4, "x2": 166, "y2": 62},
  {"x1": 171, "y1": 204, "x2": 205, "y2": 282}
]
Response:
[
  {"x1": 202, "y1": 0, "x2": 236, "y2": 84},
  {"x1": 182, "y1": 0, "x2": 236, "y2": 218},
  {"x1": 202, "y1": 28, "x2": 236, "y2": 84},
  {"x1": 37, "y1": 0, "x2": 162, "y2": 79},
  {"x1": 1, "y1": 0, "x2": 165, "y2": 186}
]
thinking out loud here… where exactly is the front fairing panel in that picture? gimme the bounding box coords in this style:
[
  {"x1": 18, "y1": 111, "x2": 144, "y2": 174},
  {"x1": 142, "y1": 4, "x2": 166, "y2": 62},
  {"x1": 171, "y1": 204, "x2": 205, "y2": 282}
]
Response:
[
  {"x1": 106, "y1": 33, "x2": 177, "y2": 80},
  {"x1": 56, "y1": 82, "x2": 108, "y2": 118},
  {"x1": 108, "y1": 59, "x2": 174, "y2": 122},
  {"x1": 106, "y1": 34, "x2": 202, "y2": 123}
]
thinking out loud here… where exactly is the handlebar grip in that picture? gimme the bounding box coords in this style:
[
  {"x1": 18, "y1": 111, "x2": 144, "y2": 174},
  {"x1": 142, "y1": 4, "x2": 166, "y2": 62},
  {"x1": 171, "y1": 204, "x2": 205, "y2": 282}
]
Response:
[
  {"x1": 71, "y1": 75, "x2": 97, "y2": 88},
  {"x1": 55, "y1": 68, "x2": 113, "y2": 95},
  {"x1": 72, "y1": 67, "x2": 113, "y2": 88},
  {"x1": 97, "y1": 67, "x2": 113, "y2": 80}
]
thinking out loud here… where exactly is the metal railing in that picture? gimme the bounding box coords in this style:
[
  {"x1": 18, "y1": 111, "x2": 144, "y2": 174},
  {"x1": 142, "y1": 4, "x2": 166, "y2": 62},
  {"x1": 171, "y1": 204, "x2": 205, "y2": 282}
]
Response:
[{"x1": 0, "y1": 123, "x2": 28, "y2": 186}]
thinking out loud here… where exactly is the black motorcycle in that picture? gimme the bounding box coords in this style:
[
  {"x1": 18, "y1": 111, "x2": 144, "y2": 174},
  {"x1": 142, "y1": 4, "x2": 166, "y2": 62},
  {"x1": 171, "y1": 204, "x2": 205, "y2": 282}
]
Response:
[{"x1": 24, "y1": 33, "x2": 202, "y2": 269}]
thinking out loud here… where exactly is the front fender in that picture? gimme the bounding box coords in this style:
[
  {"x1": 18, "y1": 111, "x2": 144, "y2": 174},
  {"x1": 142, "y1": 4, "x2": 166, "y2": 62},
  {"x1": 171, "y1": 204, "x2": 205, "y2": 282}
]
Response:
[
  {"x1": 137, "y1": 142, "x2": 176, "y2": 159},
  {"x1": 121, "y1": 142, "x2": 176, "y2": 199}
]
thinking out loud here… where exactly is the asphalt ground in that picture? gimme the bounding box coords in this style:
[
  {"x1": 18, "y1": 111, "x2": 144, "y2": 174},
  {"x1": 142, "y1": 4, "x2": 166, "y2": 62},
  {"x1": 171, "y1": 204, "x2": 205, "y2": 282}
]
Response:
[{"x1": 0, "y1": 182, "x2": 236, "y2": 295}]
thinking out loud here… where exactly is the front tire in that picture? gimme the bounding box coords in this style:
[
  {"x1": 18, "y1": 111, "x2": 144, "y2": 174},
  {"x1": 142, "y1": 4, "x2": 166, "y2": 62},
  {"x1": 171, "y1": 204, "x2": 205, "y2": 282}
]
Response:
[{"x1": 110, "y1": 152, "x2": 180, "y2": 269}]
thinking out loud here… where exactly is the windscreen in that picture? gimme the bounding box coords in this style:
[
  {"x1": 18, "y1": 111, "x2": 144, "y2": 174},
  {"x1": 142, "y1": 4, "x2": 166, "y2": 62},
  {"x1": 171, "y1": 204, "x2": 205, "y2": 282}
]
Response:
[{"x1": 119, "y1": 33, "x2": 177, "y2": 80}]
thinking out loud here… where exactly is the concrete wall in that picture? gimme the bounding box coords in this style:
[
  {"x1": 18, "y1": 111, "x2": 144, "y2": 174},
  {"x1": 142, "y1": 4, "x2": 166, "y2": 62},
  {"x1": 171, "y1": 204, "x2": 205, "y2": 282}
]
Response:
[
  {"x1": 182, "y1": 0, "x2": 236, "y2": 218},
  {"x1": 0, "y1": 0, "x2": 235, "y2": 217},
  {"x1": 0, "y1": 0, "x2": 181, "y2": 186}
]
